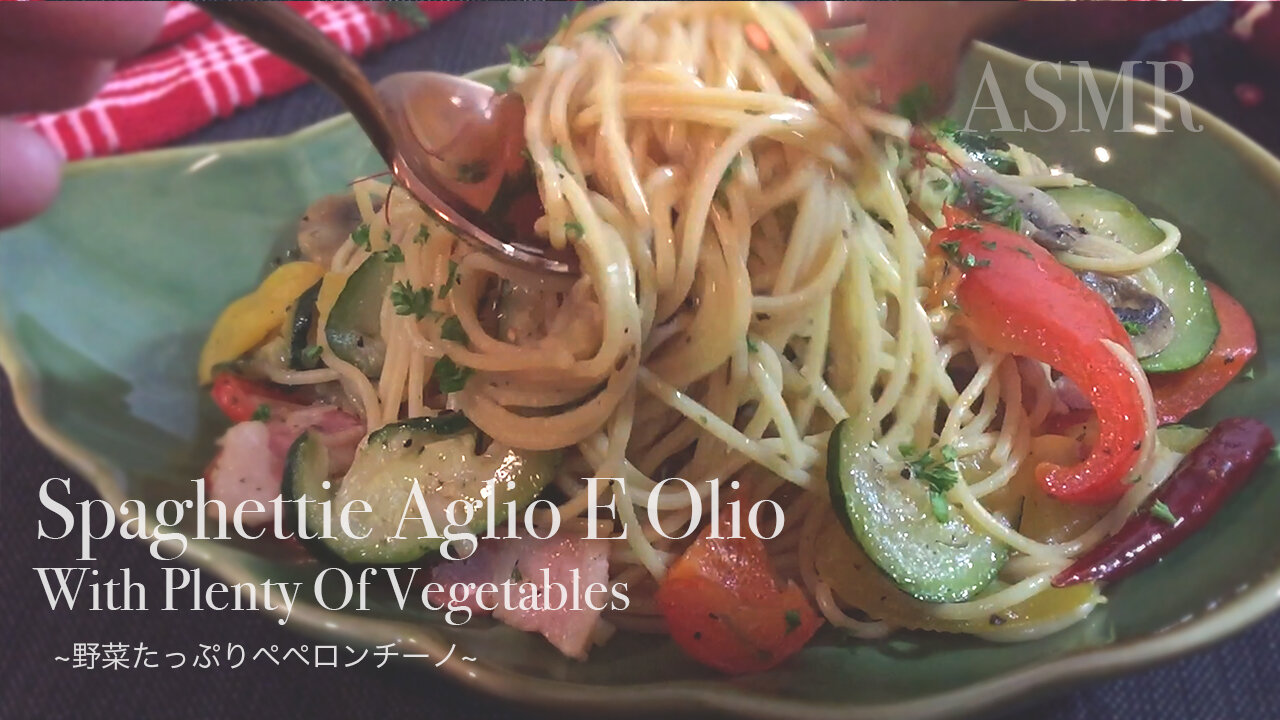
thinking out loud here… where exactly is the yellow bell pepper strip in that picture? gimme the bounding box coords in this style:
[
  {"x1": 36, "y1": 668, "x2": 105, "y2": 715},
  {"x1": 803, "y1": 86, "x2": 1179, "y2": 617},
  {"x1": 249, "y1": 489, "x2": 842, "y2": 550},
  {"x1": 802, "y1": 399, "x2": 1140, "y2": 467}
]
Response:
[{"x1": 197, "y1": 261, "x2": 325, "y2": 384}]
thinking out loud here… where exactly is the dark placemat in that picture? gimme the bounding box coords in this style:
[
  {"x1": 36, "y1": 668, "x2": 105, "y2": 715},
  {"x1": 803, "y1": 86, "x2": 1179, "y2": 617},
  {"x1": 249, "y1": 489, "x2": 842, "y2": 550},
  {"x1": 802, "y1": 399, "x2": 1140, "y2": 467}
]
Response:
[{"x1": 2, "y1": 3, "x2": 1277, "y2": 719}]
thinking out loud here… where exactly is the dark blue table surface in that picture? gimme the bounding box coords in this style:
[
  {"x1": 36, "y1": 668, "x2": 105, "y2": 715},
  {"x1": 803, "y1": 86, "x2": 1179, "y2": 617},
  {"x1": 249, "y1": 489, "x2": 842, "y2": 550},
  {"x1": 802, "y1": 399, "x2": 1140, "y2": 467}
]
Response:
[{"x1": 3, "y1": 3, "x2": 1277, "y2": 719}]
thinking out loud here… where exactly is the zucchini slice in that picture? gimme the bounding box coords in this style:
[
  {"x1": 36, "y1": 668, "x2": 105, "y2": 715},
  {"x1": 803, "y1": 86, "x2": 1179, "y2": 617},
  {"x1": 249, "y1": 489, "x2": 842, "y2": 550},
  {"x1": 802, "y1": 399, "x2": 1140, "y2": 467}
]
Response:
[
  {"x1": 283, "y1": 280, "x2": 322, "y2": 369},
  {"x1": 947, "y1": 127, "x2": 1017, "y2": 175},
  {"x1": 284, "y1": 429, "x2": 333, "y2": 548},
  {"x1": 284, "y1": 412, "x2": 558, "y2": 565},
  {"x1": 325, "y1": 254, "x2": 393, "y2": 376},
  {"x1": 826, "y1": 419, "x2": 1006, "y2": 603},
  {"x1": 1049, "y1": 186, "x2": 1219, "y2": 372}
]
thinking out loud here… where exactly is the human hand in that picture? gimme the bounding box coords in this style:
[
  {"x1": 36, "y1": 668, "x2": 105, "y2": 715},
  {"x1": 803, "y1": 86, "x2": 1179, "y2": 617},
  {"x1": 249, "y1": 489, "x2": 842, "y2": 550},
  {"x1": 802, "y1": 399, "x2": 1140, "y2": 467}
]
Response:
[
  {"x1": 798, "y1": 1, "x2": 1017, "y2": 115},
  {"x1": 0, "y1": 1, "x2": 166, "y2": 229}
]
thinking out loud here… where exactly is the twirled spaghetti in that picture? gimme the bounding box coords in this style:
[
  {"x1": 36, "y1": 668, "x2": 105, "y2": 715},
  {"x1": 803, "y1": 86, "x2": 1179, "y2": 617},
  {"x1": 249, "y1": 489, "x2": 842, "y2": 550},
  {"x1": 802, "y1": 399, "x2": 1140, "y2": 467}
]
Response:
[{"x1": 199, "y1": 1, "x2": 1270, "y2": 666}]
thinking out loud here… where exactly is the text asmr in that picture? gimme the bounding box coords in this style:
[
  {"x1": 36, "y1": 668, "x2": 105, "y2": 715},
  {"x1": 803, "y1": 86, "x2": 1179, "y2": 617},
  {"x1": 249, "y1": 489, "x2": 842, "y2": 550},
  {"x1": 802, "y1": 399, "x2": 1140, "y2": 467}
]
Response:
[{"x1": 32, "y1": 476, "x2": 784, "y2": 625}]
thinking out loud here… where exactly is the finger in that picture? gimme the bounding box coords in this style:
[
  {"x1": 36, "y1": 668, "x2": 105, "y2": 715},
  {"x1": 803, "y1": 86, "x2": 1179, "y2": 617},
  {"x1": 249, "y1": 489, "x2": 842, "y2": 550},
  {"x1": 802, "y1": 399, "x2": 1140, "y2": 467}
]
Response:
[
  {"x1": 0, "y1": 120, "x2": 62, "y2": 229},
  {"x1": 795, "y1": 1, "x2": 866, "y2": 29},
  {"x1": 0, "y1": 1, "x2": 168, "y2": 60},
  {"x1": 0, "y1": 50, "x2": 113, "y2": 114}
]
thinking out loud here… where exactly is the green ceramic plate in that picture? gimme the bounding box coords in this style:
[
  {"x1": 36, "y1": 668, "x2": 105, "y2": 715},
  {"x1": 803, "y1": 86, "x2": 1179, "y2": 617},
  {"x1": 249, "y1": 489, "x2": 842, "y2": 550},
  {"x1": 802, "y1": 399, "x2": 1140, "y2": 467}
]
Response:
[{"x1": 1, "y1": 45, "x2": 1277, "y2": 719}]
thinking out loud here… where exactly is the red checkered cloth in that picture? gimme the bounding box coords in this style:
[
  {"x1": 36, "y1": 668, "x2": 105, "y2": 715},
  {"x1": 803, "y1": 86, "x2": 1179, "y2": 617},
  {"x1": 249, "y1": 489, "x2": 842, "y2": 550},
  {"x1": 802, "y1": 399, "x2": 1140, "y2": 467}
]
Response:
[{"x1": 19, "y1": 1, "x2": 463, "y2": 161}]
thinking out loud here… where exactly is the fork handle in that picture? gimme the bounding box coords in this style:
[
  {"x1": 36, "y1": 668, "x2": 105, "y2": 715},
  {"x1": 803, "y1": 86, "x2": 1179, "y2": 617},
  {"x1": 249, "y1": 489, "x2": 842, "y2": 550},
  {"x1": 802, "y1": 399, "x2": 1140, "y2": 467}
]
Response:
[{"x1": 193, "y1": 1, "x2": 396, "y2": 166}]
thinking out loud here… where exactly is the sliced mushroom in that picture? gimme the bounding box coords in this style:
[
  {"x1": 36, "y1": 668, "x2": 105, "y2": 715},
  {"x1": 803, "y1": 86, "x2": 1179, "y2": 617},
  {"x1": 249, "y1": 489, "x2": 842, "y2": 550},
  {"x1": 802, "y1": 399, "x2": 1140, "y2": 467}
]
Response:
[
  {"x1": 955, "y1": 160, "x2": 1086, "y2": 251},
  {"x1": 1076, "y1": 271, "x2": 1176, "y2": 358},
  {"x1": 296, "y1": 193, "x2": 379, "y2": 266}
]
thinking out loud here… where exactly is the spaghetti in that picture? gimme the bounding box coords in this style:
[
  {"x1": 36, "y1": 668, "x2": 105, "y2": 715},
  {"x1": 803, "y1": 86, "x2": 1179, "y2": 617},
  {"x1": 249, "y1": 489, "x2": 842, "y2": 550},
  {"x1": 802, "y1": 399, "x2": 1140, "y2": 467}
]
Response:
[{"x1": 200, "y1": 1, "x2": 1265, "y2": 665}]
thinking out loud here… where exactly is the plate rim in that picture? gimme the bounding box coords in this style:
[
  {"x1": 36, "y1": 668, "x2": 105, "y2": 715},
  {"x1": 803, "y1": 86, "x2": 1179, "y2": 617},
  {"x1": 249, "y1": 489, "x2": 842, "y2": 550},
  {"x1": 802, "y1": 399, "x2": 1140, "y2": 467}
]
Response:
[{"x1": 3, "y1": 42, "x2": 1279, "y2": 719}]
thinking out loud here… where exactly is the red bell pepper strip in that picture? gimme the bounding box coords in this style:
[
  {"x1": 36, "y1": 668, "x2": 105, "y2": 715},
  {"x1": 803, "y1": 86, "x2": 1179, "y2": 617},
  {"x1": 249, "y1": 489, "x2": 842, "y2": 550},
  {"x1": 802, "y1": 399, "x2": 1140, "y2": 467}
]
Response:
[
  {"x1": 655, "y1": 513, "x2": 822, "y2": 674},
  {"x1": 1054, "y1": 417, "x2": 1275, "y2": 587},
  {"x1": 931, "y1": 219, "x2": 1146, "y2": 504},
  {"x1": 1149, "y1": 283, "x2": 1257, "y2": 425},
  {"x1": 209, "y1": 372, "x2": 304, "y2": 423}
]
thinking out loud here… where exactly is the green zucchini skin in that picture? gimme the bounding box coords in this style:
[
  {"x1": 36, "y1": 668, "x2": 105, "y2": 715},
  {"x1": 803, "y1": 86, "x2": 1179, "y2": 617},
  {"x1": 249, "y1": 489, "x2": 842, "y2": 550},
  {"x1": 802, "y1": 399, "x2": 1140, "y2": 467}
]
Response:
[
  {"x1": 950, "y1": 129, "x2": 1017, "y2": 175},
  {"x1": 284, "y1": 280, "x2": 322, "y2": 370},
  {"x1": 283, "y1": 412, "x2": 557, "y2": 565},
  {"x1": 325, "y1": 254, "x2": 392, "y2": 377},
  {"x1": 1049, "y1": 186, "x2": 1219, "y2": 373},
  {"x1": 826, "y1": 419, "x2": 1006, "y2": 604}
]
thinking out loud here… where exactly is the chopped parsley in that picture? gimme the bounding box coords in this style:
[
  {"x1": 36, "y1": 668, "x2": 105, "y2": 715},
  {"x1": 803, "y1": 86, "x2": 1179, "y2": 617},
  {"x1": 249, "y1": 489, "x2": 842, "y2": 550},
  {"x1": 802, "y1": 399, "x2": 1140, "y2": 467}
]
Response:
[
  {"x1": 351, "y1": 224, "x2": 372, "y2": 251},
  {"x1": 455, "y1": 160, "x2": 489, "y2": 184},
  {"x1": 895, "y1": 83, "x2": 935, "y2": 124},
  {"x1": 440, "y1": 315, "x2": 468, "y2": 344},
  {"x1": 390, "y1": 281, "x2": 435, "y2": 319},
  {"x1": 981, "y1": 187, "x2": 1022, "y2": 231},
  {"x1": 506, "y1": 43, "x2": 532, "y2": 67},
  {"x1": 434, "y1": 355, "x2": 473, "y2": 393},
  {"x1": 980, "y1": 240, "x2": 998, "y2": 250},
  {"x1": 746, "y1": 336, "x2": 760, "y2": 353},
  {"x1": 1015, "y1": 247, "x2": 1035, "y2": 260},
  {"x1": 1149, "y1": 500, "x2": 1179, "y2": 526},
  {"x1": 556, "y1": 2, "x2": 585, "y2": 34},
  {"x1": 899, "y1": 443, "x2": 961, "y2": 522},
  {"x1": 439, "y1": 259, "x2": 459, "y2": 299},
  {"x1": 939, "y1": 240, "x2": 961, "y2": 258},
  {"x1": 1241, "y1": 367, "x2": 1256, "y2": 381},
  {"x1": 493, "y1": 70, "x2": 511, "y2": 94},
  {"x1": 1121, "y1": 319, "x2": 1145, "y2": 337},
  {"x1": 934, "y1": 118, "x2": 961, "y2": 138},
  {"x1": 251, "y1": 404, "x2": 271, "y2": 422},
  {"x1": 953, "y1": 221, "x2": 982, "y2": 232},
  {"x1": 381, "y1": 244, "x2": 404, "y2": 263},
  {"x1": 564, "y1": 221, "x2": 585, "y2": 242},
  {"x1": 929, "y1": 491, "x2": 951, "y2": 525},
  {"x1": 784, "y1": 609, "x2": 802, "y2": 634},
  {"x1": 551, "y1": 144, "x2": 567, "y2": 168},
  {"x1": 414, "y1": 224, "x2": 430, "y2": 245},
  {"x1": 960, "y1": 252, "x2": 990, "y2": 269},
  {"x1": 300, "y1": 344, "x2": 324, "y2": 367}
]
